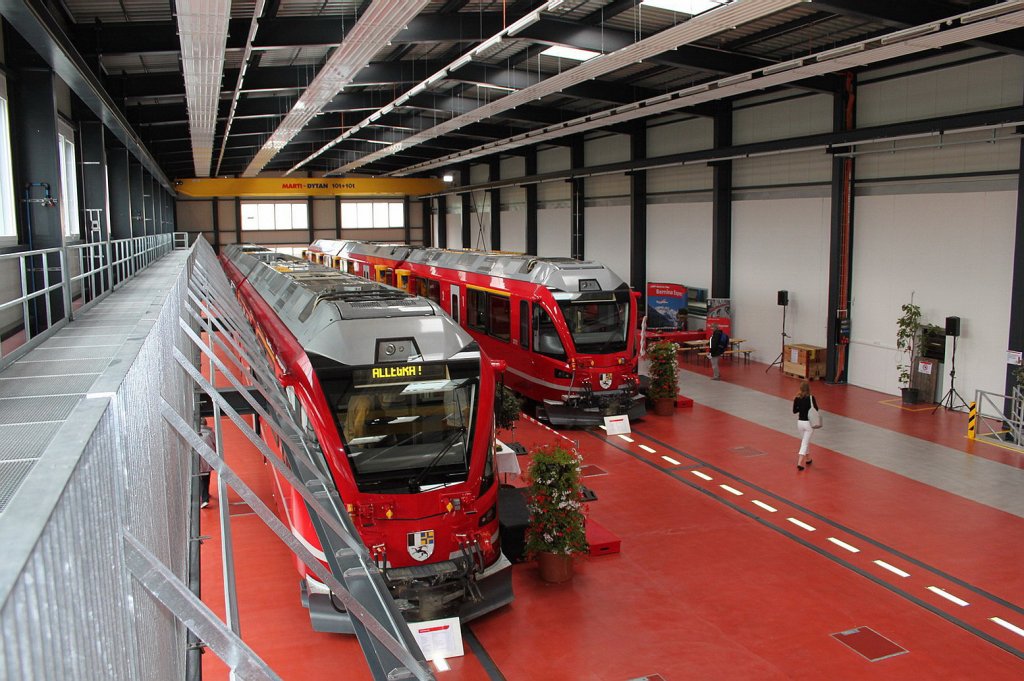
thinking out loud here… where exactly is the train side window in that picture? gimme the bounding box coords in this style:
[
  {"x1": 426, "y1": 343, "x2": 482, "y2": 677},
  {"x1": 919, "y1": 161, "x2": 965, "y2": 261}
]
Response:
[
  {"x1": 533, "y1": 306, "x2": 566, "y2": 359},
  {"x1": 519, "y1": 300, "x2": 530, "y2": 349},
  {"x1": 488, "y1": 294, "x2": 510, "y2": 342},
  {"x1": 467, "y1": 289, "x2": 487, "y2": 332}
]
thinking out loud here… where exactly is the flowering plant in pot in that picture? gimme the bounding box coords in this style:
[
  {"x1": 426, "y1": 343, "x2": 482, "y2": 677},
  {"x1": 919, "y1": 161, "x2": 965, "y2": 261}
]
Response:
[
  {"x1": 525, "y1": 444, "x2": 588, "y2": 583},
  {"x1": 646, "y1": 341, "x2": 680, "y2": 416}
]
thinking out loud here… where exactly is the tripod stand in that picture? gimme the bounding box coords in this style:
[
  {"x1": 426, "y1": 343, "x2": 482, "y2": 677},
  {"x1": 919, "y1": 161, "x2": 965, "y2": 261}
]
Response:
[
  {"x1": 933, "y1": 334, "x2": 968, "y2": 412},
  {"x1": 766, "y1": 303, "x2": 791, "y2": 372}
]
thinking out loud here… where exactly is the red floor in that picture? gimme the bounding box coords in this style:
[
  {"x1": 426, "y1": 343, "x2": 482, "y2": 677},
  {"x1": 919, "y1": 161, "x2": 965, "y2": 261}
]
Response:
[{"x1": 199, "y1": 355, "x2": 1024, "y2": 680}]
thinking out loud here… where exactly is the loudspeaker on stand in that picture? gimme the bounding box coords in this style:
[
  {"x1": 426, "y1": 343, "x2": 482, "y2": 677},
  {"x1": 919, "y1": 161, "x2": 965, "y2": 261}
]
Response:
[
  {"x1": 945, "y1": 316, "x2": 960, "y2": 337},
  {"x1": 777, "y1": 290, "x2": 789, "y2": 306}
]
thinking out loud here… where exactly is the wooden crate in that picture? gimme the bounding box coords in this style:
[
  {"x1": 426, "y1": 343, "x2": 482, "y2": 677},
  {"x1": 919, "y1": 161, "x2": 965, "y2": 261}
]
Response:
[{"x1": 783, "y1": 343, "x2": 825, "y2": 379}]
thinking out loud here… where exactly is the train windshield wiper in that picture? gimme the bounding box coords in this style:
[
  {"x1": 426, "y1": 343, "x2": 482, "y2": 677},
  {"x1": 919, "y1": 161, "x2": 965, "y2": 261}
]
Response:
[{"x1": 407, "y1": 427, "x2": 466, "y2": 493}]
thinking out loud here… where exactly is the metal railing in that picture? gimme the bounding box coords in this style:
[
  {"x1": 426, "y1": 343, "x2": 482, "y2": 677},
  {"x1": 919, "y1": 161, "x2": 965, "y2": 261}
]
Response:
[
  {"x1": 972, "y1": 388, "x2": 1024, "y2": 448},
  {"x1": 0, "y1": 233, "x2": 184, "y2": 369}
]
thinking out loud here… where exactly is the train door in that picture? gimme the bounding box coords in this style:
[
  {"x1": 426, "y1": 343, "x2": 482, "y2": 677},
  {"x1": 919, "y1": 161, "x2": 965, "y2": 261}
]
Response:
[{"x1": 449, "y1": 284, "x2": 460, "y2": 323}]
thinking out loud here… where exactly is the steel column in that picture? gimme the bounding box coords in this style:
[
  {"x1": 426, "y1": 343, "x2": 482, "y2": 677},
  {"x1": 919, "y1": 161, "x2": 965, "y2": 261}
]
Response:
[
  {"x1": 827, "y1": 74, "x2": 856, "y2": 384},
  {"x1": 421, "y1": 199, "x2": 431, "y2": 247},
  {"x1": 128, "y1": 162, "x2": 144, "y2": 237},
  {"x1": 629, "y1": 121, "x2": 647, "y2": 299},
  {"x1": 143, "y1": 173, "x2": 156, "y2": 236},
  {"x1": 403, "y1": 196, "x2": 411, "y2": 245},
  {"x1": 461, "y1": 165, "x2": 471, "y2": 249},
  {"x1": 108, "y1": 147, "x2": 132, "y2": 240},
  {"x1": 1007, "y1": 126, "x2": 1024, "y2": 400},
  {"x1": 711, "y1": 103, "x2": 732, "y2": 298},
  {"x1": 436, "y1": 196, "x2": 447, "y2": 248},
  {"x1": 570, "y1": 137, "x2": 585, "y2": 260},
  {"x1": 489, "y1": 158, "x2": 501, "y2": 251},
  {"x1": 525, "y1": 147, "x2": 537, "y2": 255}
]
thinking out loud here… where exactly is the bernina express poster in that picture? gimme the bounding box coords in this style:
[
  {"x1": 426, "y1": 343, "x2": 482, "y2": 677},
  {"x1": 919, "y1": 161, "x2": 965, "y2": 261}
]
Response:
[{"x1": 646, "y1": 283, "x2": 688, "y2": 330}]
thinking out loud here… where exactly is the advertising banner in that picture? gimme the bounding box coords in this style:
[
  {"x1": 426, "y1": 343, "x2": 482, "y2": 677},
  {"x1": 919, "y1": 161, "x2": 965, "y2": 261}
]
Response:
[
  {"x1": 646, "y1": 282, "x2": 688, "y2": 330},
  {"x1": 707, "y1": 298, "x2": 732, "y2": 336}
]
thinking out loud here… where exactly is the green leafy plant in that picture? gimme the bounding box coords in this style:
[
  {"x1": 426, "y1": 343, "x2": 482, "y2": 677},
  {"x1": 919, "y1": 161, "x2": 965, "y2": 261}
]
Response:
[
  {"x1": 896, "y1": 301, "x2": 923, "y2": 388},
  {"x1": 524, "y1": 445, "x2": 589, "y2": 557},
  {"x1": 647, "y1": 341, "x2": 680, "y2": 400},
  {"x1": 494, "y1": 385, "x2": 523, "y2": 432}
]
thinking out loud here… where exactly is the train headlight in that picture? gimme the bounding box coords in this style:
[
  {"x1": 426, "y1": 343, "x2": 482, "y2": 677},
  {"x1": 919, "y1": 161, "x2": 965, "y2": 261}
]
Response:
[{"x1": 477, "y1": 504, "x2": 496, "y2": 527}]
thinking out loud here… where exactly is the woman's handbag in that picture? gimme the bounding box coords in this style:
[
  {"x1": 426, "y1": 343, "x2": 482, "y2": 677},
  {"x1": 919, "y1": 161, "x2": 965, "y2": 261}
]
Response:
[{"x1": 808, "y1": 404, "x2": 823, "y2": 429}]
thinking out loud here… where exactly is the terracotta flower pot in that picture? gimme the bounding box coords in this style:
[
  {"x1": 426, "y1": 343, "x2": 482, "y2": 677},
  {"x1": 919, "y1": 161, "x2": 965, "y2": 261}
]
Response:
[
  {"x1": 652, "y1": 396, "x2": 675, "y2": 416},
  {"x1": 537, "y1": 551, "x2": 574, "y2": 583}
]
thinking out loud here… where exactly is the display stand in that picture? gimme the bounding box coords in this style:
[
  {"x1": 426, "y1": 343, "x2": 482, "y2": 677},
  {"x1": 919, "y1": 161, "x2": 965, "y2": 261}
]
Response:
[{"x1": 766, "y1": 302, "x2": 790, "y2": 372}]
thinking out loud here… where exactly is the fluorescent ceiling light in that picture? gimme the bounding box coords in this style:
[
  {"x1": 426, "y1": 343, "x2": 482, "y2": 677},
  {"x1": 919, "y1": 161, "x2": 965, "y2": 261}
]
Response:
[
  {"x1": 961, "y1": 0, "x2": 1024, "y2": 24},
  {"x1": 641, "y1": 0, "x2": 727, "y2": 15},
  {"x1": 476, "y1": 82, "x2": 518, "y2": 92},
  {"x1": 880, "y1": 24, "x2": 940, "y2": 45},
  {"x1": 442, "y1": 174, "x2": 454, "y2": 182},
  {"x1": 540, "y1": 45, "x2": 601, "y2": 61},
  {"x1": 762, "y1": 59, "x2": 802, "y2": 75}
]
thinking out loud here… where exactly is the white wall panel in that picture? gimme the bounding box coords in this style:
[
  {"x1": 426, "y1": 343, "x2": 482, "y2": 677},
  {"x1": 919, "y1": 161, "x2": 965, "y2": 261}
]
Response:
[
  {"x1": 847, "y1": 191, "x2": 1015, "y2": 401},
  {"x1": 217, "y1": 200, "x2": 237, "y2": 244},
  {"x1": 312, "y1": 198, "x2": 334, "y2": 232},
  {"x1": 537, "y1": 208, "x2": 570, "y2": 256},
  {"x1": 501, "y1": 210, "x2": 527, "y2": 253},
  {"x1": 584, "y1": 206, "x2": 631, "y2": 282},
  {"x1": 538, "y1": 180, "x2": 570, "y2": 204},
  {"x1": 732, "y1": 198, "x2": 831, "y2": 366},
  {"x1": 733, "y1": 94, "x2": 832, "y2": 145},
  {"x1": 647, "y1": 116, "x2": 712, "y2": 156},
  {"x1": 858, "y1": 55, "x2": 1024, "y2": 127},
  {"x1": 586, "y1": 133, "x2": 629, "y2": 165},
  {"x1": 587, "y1": 174, "x2": 629, "y2": 199},
  {"x1": 469, "y1": 163, "x2": 489, "y2": 183},
  {"x1": 446, "y1": 212, "x2": 462, "y2": 248},
  {"x1": 647, "y1": 165, "x2": 713, "y2": 196},
  {"x1": 503, "y1": 186, "x2": 526, "y2": 209},
  {"x1": 538, "y1": 146, "x2": 569, "y2": 173},
  {"x1": 733, "y1": 151, "x2": 832, "y2": 189},
  {"x1": 176, "y1": 201, "x2": 213, "y2": 231},
  {"x1": 647, "y1": 202, "x2": 713, "y2": 288}
]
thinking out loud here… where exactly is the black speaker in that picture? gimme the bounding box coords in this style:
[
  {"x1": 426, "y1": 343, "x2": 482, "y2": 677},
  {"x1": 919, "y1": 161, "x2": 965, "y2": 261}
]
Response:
[
  {"x1": 945, "y1": 316, "x2": 961, "y2": 337},
  {"x1": 777, "y1": 290, "x2": 789, "y2": 306}
]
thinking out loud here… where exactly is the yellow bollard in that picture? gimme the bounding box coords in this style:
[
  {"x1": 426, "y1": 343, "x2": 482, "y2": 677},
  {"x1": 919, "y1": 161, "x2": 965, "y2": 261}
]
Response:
[{"x1": 967, "y1": 401, "x2": 977, "y2": 440}]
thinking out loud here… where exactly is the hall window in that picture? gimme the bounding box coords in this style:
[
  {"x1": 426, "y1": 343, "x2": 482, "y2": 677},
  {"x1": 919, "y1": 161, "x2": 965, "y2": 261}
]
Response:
[
  {"x1": 0, "y1": 75, "x2": 13, "y2": 243},
  {"x1": 340, "y1": 201, "x2": 404, "y2": 229},
  {"x1": 57, "y1": 120, "x2": 80, "y2": 240},
  {"x1": 240, "y1": 201, "x2": 309, "y2": 230}
]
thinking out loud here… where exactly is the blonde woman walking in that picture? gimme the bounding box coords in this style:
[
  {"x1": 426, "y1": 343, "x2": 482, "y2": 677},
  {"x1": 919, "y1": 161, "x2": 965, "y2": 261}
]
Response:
[{"x1": 792, "y1": 381, "x2": 818, "y2": 471}]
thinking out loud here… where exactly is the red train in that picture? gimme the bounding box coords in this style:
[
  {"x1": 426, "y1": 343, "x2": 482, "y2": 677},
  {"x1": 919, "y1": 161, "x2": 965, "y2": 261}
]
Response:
[
  {"x1": 305, "y1": 240, "x2": 645, "y2": 427},
  {"x1": 220, "y1": 244, "x2": 512, "y2": 632}
]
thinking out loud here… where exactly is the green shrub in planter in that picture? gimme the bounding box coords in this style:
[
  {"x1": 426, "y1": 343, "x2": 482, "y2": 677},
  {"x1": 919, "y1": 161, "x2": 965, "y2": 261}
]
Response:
[{"x1": 647, "y1": 341, "x2": 680, "y2": 400}]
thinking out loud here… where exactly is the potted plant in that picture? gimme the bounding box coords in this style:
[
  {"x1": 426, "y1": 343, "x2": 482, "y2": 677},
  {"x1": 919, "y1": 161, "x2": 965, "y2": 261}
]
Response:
[
  {"x1": 896, "y1": 300, "x2": 923, "y2": 404},
  {"x1": 647, "y1": 341, "x2": 680, "y2": 416},
  {"x1": 525, "y1": 444, "x2": 589, "y2": 583},
  {"x1": 495, "y1": 384, "x2": 523, "y2": 433}
]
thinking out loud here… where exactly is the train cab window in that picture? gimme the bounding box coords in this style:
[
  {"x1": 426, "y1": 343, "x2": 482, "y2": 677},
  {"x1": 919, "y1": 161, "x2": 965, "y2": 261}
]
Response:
[
  {"x1": 519, "y1": 300, "x2": 530, "y2": 349},
  {"x1": 488, "y1": 294, "x2": 511, "y2": 342},
  {"x1": 533, "y1": 306, "x2": 566, "y2": 359},
  {"x1": 467, "y1": 289, "x2": 487, "y2": 332}
]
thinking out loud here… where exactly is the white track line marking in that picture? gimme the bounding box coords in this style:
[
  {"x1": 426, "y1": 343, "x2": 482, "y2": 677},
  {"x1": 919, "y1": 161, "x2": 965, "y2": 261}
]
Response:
[
  {"x1": 720, "y1": 484, "x2": 743, "y2": 496},
  {"x1": 927, "y1": 586, "x2": 969, "y2": 607},
  {"x1": 827, "y1": 537, "x2": 860, "y2": 553},
  {"x1": 691, "y1": 470, "x2": 713, "y2": 481},
  {"x1": 991, "y1": 617, "x2": 1024, "y2": 638},
  {"x1": 640, "y1": 445, "x2": 657, "y2": 454},
  {"x1": 660, "y1": 456, "x2": 680, "y2": 466},
  {"x1": 617, "y1": 435, "x2": 634, "y2": 443},
  {"x1": 873, "y1": 560, "x2": 910, "y2": 578},
  {"x1": 787, "y1": 517, "x2": 816, "y2": 531},
  {"x1": 751, "y1": 499, "x2": 777, "y2": 513}
]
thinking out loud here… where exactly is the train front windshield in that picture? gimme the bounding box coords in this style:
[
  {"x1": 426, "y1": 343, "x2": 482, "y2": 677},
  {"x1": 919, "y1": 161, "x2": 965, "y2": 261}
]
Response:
[
  {"x1": 557, "y1": 291, "x2": 631, "y2": 354},
  {"x1": 319, "y1": 361, "x2": 478, "y2": 493}
]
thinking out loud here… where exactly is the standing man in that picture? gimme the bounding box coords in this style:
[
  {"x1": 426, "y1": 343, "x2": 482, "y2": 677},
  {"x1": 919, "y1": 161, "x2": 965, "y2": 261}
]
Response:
[{"x1": 709, "y1": 324, "x2": 727, "y2": 380}]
